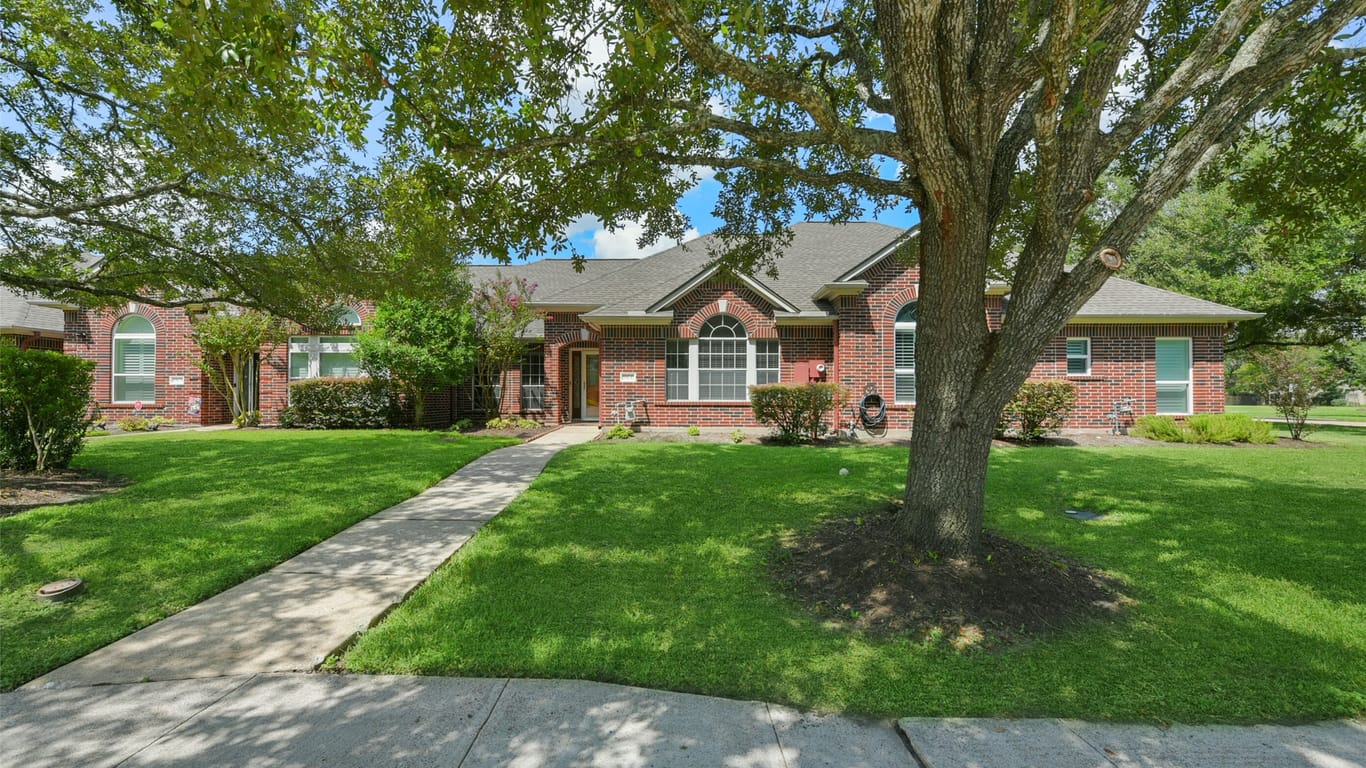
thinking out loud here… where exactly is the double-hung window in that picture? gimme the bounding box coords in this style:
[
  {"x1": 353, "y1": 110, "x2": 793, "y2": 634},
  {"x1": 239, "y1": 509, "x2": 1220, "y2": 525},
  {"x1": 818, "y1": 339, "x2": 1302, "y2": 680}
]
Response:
[
  {"x1": 112, "y1": 315, "x2": 156, "y2": 402},
  {"x1": 1066, "y1": 338, "x2": 1091, "y2": 376},
  {"x1": 1155, "y1": 338, "x2": 1192, "y2": 414},
  {"x1": 520, "y1": 345, "x2": 546, "y2": 410},
  {"x1": 894, "y1": 303, "x2": 917, "y2": 404},
  {"x1": 666, "y1": 315, "x2": 780, "y2": 401}
]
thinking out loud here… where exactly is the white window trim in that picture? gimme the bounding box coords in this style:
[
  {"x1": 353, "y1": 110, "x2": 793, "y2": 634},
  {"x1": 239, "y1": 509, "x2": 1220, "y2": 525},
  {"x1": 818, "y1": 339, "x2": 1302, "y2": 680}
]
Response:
[
  {"x1": 112, "y1": 317, "x2": 156, "y2": 403},
  {"x1": 894, "y1": 307, "x2": 916, "y2": 405},
  {"x1": 1066, "y1": 337, "x2": 1092, "y2": 377},
  {"x1": 1155, "y1": 337, "x2": 1193, "y2": 415}
]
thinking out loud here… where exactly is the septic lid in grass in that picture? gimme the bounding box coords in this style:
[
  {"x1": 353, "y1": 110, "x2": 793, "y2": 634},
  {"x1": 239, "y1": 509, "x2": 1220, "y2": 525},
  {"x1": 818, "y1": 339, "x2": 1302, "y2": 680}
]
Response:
[
  {"x1": 37, "y1": 578, "x2": 84, "y2": 602},
  {"x1": 1064, "y1": 509, "x2": 1104, "y2": 521}
]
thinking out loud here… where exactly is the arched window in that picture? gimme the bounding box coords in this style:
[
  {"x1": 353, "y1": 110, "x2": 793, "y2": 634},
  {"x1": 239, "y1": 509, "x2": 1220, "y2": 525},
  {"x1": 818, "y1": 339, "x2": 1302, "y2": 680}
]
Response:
[
  {"x1": 288, "y1": 307, "x2": 363, "y2": 382},
  {"x1": 334, "y1": 306, "x2": 361, "y2": 328},
  {"x1": 113, "y1": 315, "x2": 156, "y2": 402},
  {"x1": 698, "y1": 315, "x2": 747, "y2": 401},
  {"x1": 894, "y1": 302, "x2": 916, "y2": 404}
]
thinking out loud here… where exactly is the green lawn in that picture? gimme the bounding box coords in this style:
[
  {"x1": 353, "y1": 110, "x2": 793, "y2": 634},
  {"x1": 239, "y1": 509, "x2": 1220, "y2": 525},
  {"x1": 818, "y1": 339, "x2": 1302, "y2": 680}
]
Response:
[
  {"x1": 1227, "y1": 404, "x2": 1366, "y2": 423},
  {"x1": 0, "y1": 430, "x2": 516, "y2": 690},
  {"x1": 342, "y1": 431, "x2": 1366, "y2": 723}
]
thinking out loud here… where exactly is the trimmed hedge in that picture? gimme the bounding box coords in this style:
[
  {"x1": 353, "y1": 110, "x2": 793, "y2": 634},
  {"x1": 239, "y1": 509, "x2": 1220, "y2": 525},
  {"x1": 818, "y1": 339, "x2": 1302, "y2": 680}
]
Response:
[
  {"x1": 997, "y1": 380, "x2": 1078, "y2": 441},
  {"x1": 0, "y1": 345, "x2": 94, "y2": 471},
  {"x1": 749, "y1": 383, "x2": 845, "y2": 444},
  {"x1": 279, "y1": 377, "x2": 402, "y2": 429}
]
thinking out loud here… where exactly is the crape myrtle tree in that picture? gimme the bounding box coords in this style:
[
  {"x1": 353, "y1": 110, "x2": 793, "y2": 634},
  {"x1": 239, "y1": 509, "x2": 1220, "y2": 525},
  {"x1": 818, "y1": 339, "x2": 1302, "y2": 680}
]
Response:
[
  {"x1": 0, "y1": 1, "x2": 450, "y2": 324},
  {"x1": 335, "y1": 0, "x2": 1364, "y2": 556}
]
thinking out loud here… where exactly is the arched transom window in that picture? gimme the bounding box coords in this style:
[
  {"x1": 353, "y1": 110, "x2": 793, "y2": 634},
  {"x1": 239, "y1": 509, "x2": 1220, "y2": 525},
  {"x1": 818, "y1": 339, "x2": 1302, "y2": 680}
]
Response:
[
  {"x1": 894, "y1": 302, "x2": 916, "y2": 404},
  {"x1": 113, "y1": 314, "x2": 156, "y2": 402},
  {"x1": 289, "y1": 306, "x2": 363, "y2": 381}
]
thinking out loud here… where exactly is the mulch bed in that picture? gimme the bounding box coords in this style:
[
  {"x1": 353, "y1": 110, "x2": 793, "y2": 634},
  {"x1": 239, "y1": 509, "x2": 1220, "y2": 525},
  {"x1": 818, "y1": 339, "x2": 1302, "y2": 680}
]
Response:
[
  {"x1": 0, "y1": 469, "x2": 128, "y2": 517},
  {"x1": 456, "y1": 425, "x2": 561, "y2": 441},
  {"x1": 771, "y1": 505, "x2": 1129, "y2": 650}
]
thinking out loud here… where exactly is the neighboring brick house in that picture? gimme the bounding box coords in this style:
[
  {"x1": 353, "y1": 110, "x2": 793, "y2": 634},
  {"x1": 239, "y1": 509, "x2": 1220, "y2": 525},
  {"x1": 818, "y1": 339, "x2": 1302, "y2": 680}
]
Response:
[
  {"x1": 1, "y1": 285, "x2": 65, "y2": 352},
  {"x1": 470, "y1": 221, "x2": 1259, "y2": 430}
]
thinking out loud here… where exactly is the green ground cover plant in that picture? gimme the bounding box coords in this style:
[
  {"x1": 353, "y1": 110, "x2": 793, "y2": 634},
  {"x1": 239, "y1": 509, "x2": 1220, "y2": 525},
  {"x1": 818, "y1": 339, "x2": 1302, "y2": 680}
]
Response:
[
  {"x1": 344, "y1": 435, "x2": 1366, "y2": 722},
  {"x1": 1133, "y1": 413, "x2": 1274, "y2": 444},
  {"x1": 0, "y1": 430, "x2": 515, "y2": 689}
]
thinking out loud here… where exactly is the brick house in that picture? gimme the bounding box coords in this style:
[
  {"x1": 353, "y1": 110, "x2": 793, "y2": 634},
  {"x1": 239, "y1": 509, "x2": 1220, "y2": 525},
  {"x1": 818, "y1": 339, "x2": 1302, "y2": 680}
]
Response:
[{"x1": 469, "y1": 221, "x2": 1258, "y2": 430}]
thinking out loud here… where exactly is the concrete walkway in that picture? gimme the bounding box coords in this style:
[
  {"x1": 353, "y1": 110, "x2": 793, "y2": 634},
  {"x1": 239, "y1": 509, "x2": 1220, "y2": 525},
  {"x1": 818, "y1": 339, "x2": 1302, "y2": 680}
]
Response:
[
  {"x1": 25, "y1": 425, "x2": 600, "y2": 688},
  {"x1": 2, "y1": 674, "x2": 1361, "y2": 767}
]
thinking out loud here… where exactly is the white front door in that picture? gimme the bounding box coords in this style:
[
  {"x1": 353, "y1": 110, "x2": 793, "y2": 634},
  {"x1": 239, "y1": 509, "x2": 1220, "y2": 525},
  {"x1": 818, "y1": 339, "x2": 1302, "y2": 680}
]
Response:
[{"x1": 579, "y1": 350, "x2": 600, "y2": 421}]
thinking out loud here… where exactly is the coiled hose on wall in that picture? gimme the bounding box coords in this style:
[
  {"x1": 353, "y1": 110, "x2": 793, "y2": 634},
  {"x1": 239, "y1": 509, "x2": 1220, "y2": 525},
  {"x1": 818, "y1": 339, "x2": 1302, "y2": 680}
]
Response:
[{"x1": 859, "y1": 393, "x2": 886, "y2": 426}]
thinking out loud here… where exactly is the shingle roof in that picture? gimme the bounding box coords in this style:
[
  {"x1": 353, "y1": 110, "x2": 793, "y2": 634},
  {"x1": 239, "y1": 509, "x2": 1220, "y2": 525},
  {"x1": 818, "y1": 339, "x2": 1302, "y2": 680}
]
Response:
[
  {"x1": 0, "y1": 284, "x2": 65, "y2": 334},
  {"x1": 465, "y1": 223, "x2": 1260, "y2": 331},
  {"x1": 1076, "y1": 278, "x2": 1262, "y2": 320}
]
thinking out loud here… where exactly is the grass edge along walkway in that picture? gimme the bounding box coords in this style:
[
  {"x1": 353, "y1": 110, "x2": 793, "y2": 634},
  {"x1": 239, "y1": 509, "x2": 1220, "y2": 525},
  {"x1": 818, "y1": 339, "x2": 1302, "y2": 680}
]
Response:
[{"x1": 0, "y1": 429, "x2": 517, "y2": 690}]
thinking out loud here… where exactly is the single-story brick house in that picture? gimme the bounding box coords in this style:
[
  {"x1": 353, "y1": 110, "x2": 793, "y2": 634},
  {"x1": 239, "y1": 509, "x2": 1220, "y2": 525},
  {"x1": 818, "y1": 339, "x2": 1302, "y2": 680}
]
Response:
[
  {"x1": 38, "y1": 221, "x2": 1257, "y2": 430},
  {"x1": 467, "y1": 221, "x2": 1259, "y2": 429}
]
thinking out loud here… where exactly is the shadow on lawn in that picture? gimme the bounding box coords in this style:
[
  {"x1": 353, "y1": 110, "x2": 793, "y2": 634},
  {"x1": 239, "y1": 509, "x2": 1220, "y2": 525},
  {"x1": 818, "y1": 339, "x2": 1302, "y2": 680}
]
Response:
[{"x1": 350, "y1": 440, "x2": 1364, "y2": 721}]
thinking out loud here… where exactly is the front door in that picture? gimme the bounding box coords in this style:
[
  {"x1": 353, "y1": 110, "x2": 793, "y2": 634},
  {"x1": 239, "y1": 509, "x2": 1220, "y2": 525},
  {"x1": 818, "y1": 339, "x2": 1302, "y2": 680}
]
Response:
[{"x1": 578, "y1": 350, "x2": 600, "y2": 421}]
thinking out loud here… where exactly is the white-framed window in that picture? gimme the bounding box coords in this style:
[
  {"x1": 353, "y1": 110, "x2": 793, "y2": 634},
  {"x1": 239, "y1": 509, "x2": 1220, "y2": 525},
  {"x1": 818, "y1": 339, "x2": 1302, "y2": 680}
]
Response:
[
  {"x1": 1155, "y1": 337, "x2": 1193, "y2": 415},
  {"x1": 112, "y1": 314, "x2": 156, "y2": 402},
  {"x1": 665, "y1": 315, "x2": 780, "y2": 402},
  {"x1": 894, "y1": 302, "x2": 917, "y2": 404},
  {"x1": 289, "y1": 335, "x2": 361, "y2": 380},
  {"x1": 520, "y1": 345, "x2": 545, "y2": 411},
  {"x1": 1066, "y1": 338, "x2": 1091, "y2": 376}
]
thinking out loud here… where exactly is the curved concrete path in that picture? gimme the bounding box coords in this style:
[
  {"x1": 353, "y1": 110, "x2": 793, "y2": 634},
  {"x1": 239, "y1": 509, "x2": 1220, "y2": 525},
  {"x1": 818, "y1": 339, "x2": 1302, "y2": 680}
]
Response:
[
  {"x1": 23, "y1": 425, "x2": 600, "y2": 688},
  {"x1": 4, "y1": 423, "x2": 1362, "y2": 767}
]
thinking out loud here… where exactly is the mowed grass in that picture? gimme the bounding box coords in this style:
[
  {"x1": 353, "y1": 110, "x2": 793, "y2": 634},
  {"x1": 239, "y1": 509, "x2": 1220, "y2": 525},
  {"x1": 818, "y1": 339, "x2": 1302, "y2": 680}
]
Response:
[
  {"x1": 0, "y1": 430, "x2": 516, "y2": 689},
  {"x1": 1226, "y1": 404, "x2": 1366, "y2": 423},
  {"x1": 343, "y1": 431, "x2": 1366, "y2": 723}
]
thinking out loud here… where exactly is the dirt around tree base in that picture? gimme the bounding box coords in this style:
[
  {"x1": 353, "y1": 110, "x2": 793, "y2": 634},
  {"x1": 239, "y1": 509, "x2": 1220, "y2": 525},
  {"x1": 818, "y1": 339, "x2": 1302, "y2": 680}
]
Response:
[
  {"x1": 0, "y1": 469, "x2": 128, "y2": 517},
  {"x1": 772, "y1": 507, "x2": 1129, "y2": 650}
]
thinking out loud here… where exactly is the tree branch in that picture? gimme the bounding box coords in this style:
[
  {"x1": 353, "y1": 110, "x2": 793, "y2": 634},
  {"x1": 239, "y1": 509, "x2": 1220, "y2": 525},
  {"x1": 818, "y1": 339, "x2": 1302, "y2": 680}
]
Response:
[{"x1": 0, "y1": 176, "x2": 192, "y2": 219}]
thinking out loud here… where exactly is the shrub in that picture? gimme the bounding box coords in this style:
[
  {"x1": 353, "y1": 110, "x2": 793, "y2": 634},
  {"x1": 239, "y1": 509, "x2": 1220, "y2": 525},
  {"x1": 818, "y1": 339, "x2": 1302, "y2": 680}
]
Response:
[
  {"x1": 1135, "y1": 413, "x2": 1275, "y2": 444},
  {"x1": 605, "y1": 423, "x2": 634, "y2": 440},
  {"x1": 1186, "y1": 413, "x2": 1274, "y2": 444},
  {"x1": 687, "y1": 425, "x2": 701, "y2": 437},
  {"x1": 1133, "y1": 415, "x2": 1187, "y2": 443},
  {"x1": 748, "y1": 383, "x2": 845, "y2": 444},
  {"x1": 730, "y1": 428, "x2": 746, "y2": 444},
  {"x1": 997, "y1": 380, "x2": 1078, "y2": 442},
  {"x1": 279, "y1": 377, "x2": 401, "y2": 429},
  {"x1": 485, "y1": 416, "x2": 541, "y2": 430},
  {"x1": 118, "y1": 416, "x2": 150, "y2": 432},
  {"x1": 0, "y1": 345, "x2": 95, "y2": 471}
]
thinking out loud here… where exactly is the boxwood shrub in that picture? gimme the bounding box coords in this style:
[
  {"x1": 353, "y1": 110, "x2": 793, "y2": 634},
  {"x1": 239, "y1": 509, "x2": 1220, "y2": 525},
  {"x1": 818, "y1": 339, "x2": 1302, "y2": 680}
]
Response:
[
  {"x1": 279, "y1": 377, "x2": 402, "y2": 429},
  {"x1": 997, "y1": 380, "x2": 1078, "y2": 442},
  {"x1": 749, "y1": 383, "x2": 845, "y2": 443},
  {"x1": 0, "y1": 345, "x2": 94, "y2": 471}
]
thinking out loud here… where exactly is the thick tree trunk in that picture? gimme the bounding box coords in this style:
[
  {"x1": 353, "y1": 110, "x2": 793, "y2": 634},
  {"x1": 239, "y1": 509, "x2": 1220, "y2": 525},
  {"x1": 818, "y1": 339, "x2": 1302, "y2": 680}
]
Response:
[{"x1": 902, "y1": 395, "x2": 999, "y2": 556}]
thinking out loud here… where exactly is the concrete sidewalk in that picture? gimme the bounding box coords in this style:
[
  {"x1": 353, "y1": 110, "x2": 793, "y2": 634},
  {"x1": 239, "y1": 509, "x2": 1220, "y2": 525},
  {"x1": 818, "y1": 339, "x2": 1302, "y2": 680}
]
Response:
[
  {"x1": 2, "y1": 674, "x2": 1361, "y2": 768},
  {"x1": 25, "y1": 426, "x2": 600, "y2": 688}
]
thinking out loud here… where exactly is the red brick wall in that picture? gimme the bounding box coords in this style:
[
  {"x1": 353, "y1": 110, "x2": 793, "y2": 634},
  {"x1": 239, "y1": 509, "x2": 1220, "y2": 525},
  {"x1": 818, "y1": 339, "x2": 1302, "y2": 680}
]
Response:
[
  {"x1": 1028, "y1": 323, "x2": 1227, "y2": 427},
  {"x1": 67, "y1": 301, "x2": 377, "y2": 427},
  {"x1": 66, "y1": 303, "x2": 229, "y2": 425},
  {"x1": 833, "y1": 255, "x2": 923, "y2": 429}
]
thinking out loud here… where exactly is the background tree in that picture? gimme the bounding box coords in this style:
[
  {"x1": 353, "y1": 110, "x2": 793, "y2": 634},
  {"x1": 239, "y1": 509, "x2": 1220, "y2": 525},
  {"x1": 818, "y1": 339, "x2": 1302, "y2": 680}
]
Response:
[
  {"x1": 356, "y1": 292, "x2": 479, "y2": 427},
  {"x1": 189, "y1": 310, "x2": 287, "y2": 427},
  {"x1": 0, "y1": 0, "x2": 449, "y2": 323},
  {"x1": 334, "y1": 0, "x2": 1363, "y2": 555},
  {"x1": 469, "y1": 275, "x2": 541, "y2": 419},
  {"x1": 1126, "y1": 178, "x2": 1364, "y2": 351}
]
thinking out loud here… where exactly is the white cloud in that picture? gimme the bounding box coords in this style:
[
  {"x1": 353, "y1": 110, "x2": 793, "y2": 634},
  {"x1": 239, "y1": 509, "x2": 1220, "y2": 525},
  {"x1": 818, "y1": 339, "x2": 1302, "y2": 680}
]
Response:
[{"x1": 590, "y1": 217, "x2": 700, "y2": 259}]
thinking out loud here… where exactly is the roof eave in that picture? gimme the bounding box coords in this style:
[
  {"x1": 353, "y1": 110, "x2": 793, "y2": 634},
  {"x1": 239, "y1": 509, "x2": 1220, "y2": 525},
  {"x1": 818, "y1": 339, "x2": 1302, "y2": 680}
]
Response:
[
  {"x1": 1070, "y1": 313, "x2": 1264, "y2": 324},
  {"x1": 578, "y1": 312, "x2": 675, "y2": 325},
  {"x1": 774, "y1": 313, "x2": 836, "y2": 326},
  {"x1": 812, "y1": 281, "x2": 869, "y2": 301}
]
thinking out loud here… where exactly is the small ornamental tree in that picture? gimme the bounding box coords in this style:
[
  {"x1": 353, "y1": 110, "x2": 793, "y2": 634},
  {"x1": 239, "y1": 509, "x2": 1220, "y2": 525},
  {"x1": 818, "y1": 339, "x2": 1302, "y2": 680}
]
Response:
[
  {"x1": 0, "y1": 345, "x2": 95, "y2": 472},
  {"x1": 190, "y1": 310, "x2": 287, "y2": 427},
  {"x1": 1239, "y1": 349, "x2": 1344, "y2": 440},
  {"x1": 470, "y1": 274, "x2": 541, "y2": 416},
  {"x1": 356, "y1": 294, "x2": 478, "y2": 426}
]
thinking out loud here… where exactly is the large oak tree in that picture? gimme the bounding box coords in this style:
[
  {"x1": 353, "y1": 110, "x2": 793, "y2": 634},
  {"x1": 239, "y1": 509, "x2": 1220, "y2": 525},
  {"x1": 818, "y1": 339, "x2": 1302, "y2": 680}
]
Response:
[{"x1": 344, "y1": 0, "x2": 1362, "y2": 555}]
